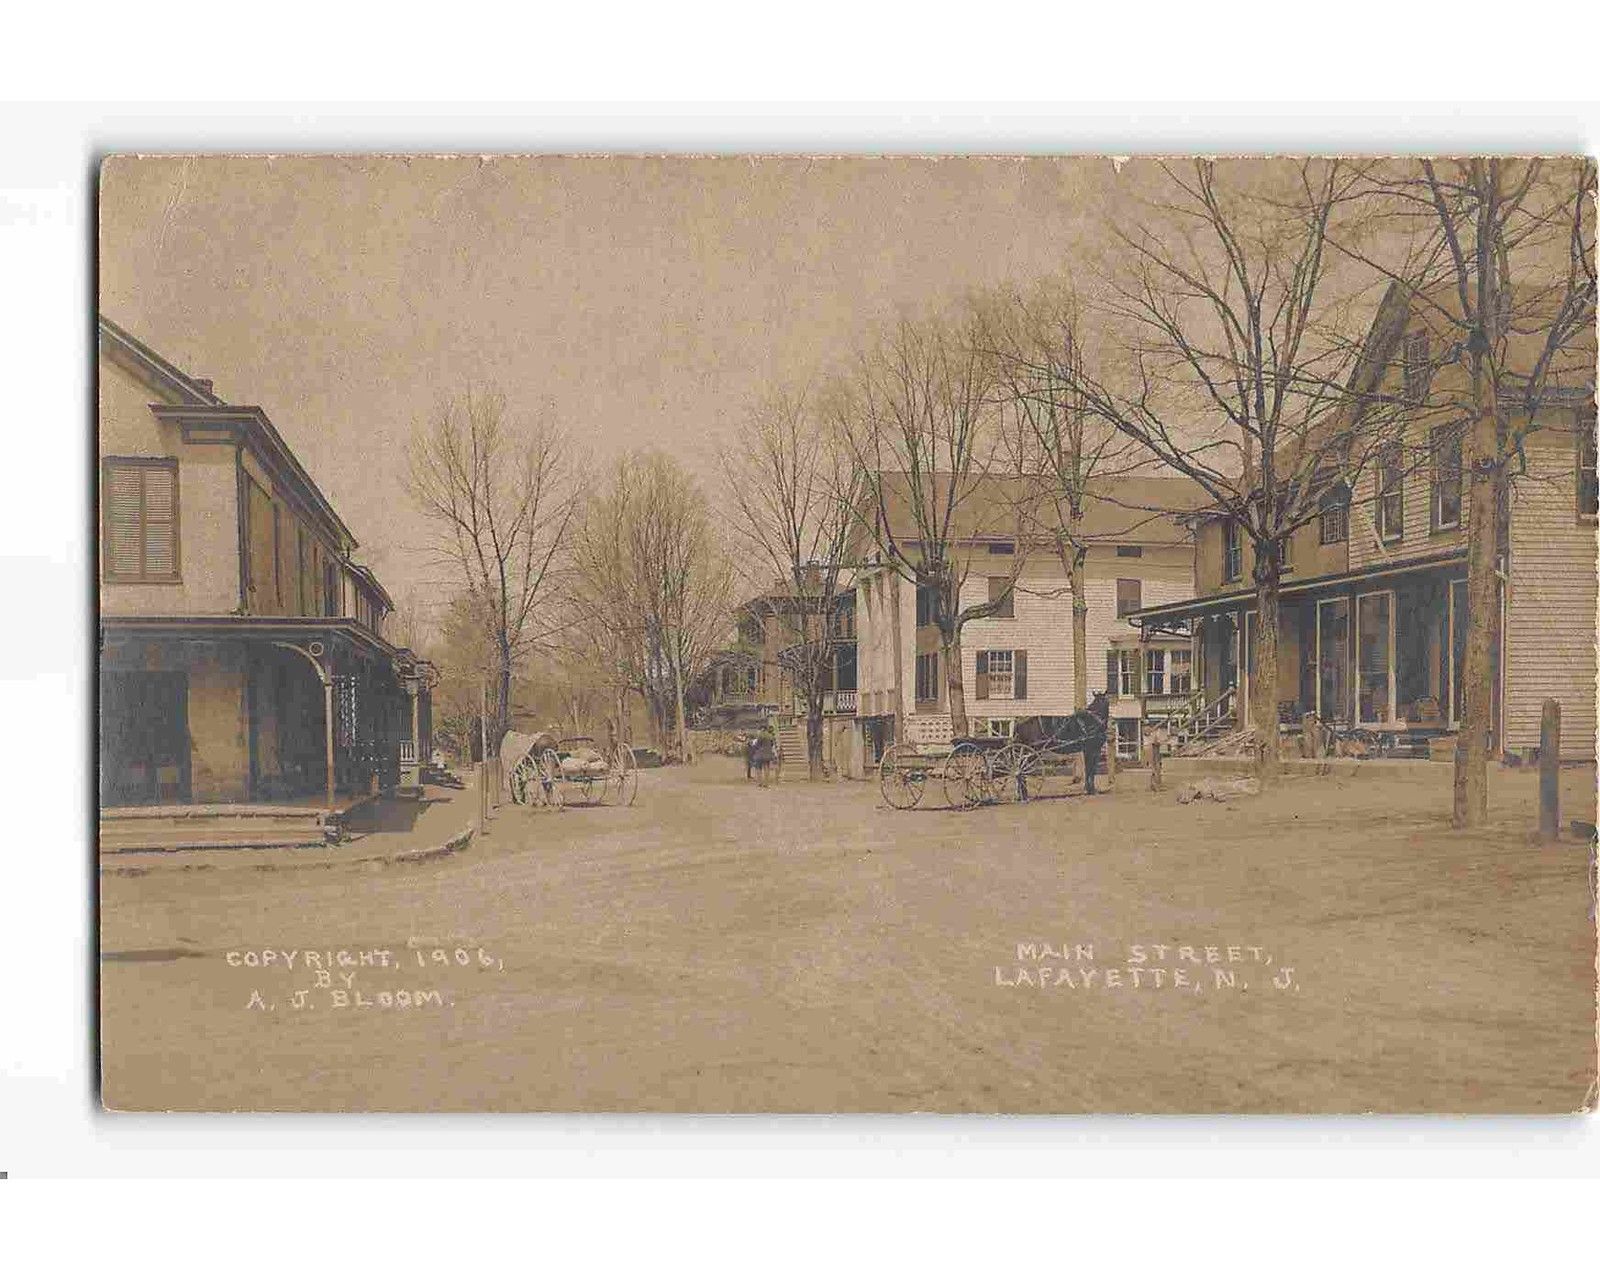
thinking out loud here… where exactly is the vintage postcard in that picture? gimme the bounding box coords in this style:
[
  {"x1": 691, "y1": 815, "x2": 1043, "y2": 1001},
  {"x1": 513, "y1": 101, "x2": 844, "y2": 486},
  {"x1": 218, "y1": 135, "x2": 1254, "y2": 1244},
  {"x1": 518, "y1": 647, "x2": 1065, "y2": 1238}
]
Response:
[{"x1": 97, "y1": 155, "x2": 1597, "y2": 1113}]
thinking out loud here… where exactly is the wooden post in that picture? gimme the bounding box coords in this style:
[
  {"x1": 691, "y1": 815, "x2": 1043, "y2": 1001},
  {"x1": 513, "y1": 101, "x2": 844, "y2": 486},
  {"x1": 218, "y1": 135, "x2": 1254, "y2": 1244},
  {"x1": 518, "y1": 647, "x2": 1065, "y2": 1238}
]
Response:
[
  {"x1": 1148, "y1": 739, "x2": 1163, "y2": 791},
  {"x1": 1539, "y1": 699, "x2": 1560, "y2": 842},
  {"x1": 1106, "y1": 721, "x2": 1118, "y2": 783},
  {"x1": 1301, "y1": 711, "x2": 1317, "y2": 759}
]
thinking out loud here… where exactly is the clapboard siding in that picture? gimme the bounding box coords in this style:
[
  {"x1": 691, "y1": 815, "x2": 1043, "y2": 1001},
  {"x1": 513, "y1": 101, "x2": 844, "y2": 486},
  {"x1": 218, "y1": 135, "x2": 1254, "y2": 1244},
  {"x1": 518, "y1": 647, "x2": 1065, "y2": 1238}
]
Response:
[
  {"x1": 1504, "y1": 429, "x2": 1598, "y2": 758},
  {"x1": 957, "y1": 546, "x2": 1194, "y2": 719},
  {"x1": 1346, "y1": 421, "x2": 1469, "y2": 572}
]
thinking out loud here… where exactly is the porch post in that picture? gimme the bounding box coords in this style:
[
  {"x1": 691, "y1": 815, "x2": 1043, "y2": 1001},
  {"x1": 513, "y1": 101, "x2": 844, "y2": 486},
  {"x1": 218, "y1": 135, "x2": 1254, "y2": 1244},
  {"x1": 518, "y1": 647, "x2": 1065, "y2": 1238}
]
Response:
[{"x1": 324, "y1": 675, "x2": 336, "y2": 812}]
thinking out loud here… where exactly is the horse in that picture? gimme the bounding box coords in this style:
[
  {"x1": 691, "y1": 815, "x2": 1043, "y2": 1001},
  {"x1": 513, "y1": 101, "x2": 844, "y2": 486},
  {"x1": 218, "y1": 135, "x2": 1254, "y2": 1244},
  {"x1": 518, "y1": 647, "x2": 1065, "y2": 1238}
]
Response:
[
  {"x1": 1012, "y1": 690, "x2": 1111, "y2": 796},
  {"x1": 745, "y1": 729, "x2": 777, "y2": 786}
]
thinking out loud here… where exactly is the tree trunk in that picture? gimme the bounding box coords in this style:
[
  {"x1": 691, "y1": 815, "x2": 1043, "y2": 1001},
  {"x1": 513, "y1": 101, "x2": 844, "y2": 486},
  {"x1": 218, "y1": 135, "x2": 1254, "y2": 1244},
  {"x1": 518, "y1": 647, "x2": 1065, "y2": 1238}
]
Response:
[
  {"x1": 1453, "y1": 396, "x2": 1500, "y2": 828},
  {"x1": 672, "y1": 649, "x2": 691, "y2": 765},
  {"x1": 1070, "y1": 546, "x2": 1089, "y2": 711},
  {"x1": 1251, "y1": 571, "x2": 1282, "y2": 787},
  {"x1": 807, "y1": 697, "x2": 824, "y2": 781},
  {"x1": 944, "y1": 627, "x2": 969, "y2": 738},
  {"x1": 495, "y1": 641, "x2": 513, "y2": 749}
]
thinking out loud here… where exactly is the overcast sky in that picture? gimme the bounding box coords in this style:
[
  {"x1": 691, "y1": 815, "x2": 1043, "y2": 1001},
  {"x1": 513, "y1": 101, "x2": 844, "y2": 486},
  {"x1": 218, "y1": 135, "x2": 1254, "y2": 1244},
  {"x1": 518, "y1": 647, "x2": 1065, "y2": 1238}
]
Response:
[{"x1": 99, "y1": 155, "x2": 1163, "y2": 627}]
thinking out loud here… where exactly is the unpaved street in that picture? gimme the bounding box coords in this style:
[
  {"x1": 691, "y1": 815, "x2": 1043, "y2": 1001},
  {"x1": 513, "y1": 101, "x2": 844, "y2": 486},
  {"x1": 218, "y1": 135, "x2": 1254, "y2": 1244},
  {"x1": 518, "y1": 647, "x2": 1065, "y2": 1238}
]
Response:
[{"x1": 100, "y1": 758, "x2": 1597, "y2": 1113}]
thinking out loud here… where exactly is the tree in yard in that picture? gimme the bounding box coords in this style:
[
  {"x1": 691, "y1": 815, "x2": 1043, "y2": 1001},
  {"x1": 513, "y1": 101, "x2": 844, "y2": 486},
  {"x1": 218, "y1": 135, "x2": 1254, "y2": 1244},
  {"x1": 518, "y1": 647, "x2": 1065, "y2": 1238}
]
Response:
[
  {"x1": 1337, "y1": 158, "x2": 1597, "y2": 827},
  {"x1": 829, "y1": 310, "x2": 1039, "y2": 738},
  {"x1": 974, "y1": 277, "x2": 1143, "y2": 711},
  {"x1": 1049, "y1": 158, "x2": 1406, "y2": 786},
  {"x1": 406, "y1": 386, "x2": 584, "y2": 753},
  {"x1": 724, "y1": 387, "x2": 862, "y2": 779}
]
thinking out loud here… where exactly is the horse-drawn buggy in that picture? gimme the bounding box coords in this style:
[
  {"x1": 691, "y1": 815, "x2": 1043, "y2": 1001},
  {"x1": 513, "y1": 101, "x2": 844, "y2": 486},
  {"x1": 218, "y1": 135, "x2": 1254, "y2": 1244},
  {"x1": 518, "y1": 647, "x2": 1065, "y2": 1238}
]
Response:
[
  {"x1": 877, "y1": 694, "x2": 1110, "y2": 811},
  {"x1": 501, "y1": 730, "x2": 641, "y2": 809}
]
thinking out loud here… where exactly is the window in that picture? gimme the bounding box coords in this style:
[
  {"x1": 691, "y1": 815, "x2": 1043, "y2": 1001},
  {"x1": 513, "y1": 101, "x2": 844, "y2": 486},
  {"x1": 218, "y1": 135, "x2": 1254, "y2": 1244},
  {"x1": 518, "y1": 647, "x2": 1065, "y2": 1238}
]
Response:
[
  {"x1": 986, "y1": 576, "x2": 1015, "y2": 619},
  {"x1": 1579, "y1": 418, "x2": 1598, "y2": 520},
  {"x1": 1376, "y1": 442, "x2": 1404, "y2": 543},
  {"x1": 1113, "y1": 717, "x2": 1141, "y2": 760},
  {"x1": 1431, "y1": 424, "x2": 1463, "y2": 531},
  {"x1": 1145, "y1": 648, "x2": 1166, "y2": 695},
  {"x1": 981, "y1": 718, "x2": 1013, "y2": 739},
  {"x1": 102, "y1": 457, "x2": 179, "y2": 582},
  {"x1": 978, "y1": 650, "x2": 1013, "y2": 699},
  {"x1": 1106, "y1": 648, "x2": 1140, "y2": 697},
  {"x1": 1221, "y1": 518, "x2": 1242, "y2": 582},
  {"x1": 1275, "y1": 535, "x2": 1293, "y2": 576},
  {"x1": 1402, "y1": 331, "x2": 1431, "y2": 402},
  {"x1": 915, "y1": 580, "x2": 936, "y2": 627},
  {"x1": 1116, "y1": 545, "x2": 1143, "y2": 558},
  {"x1": 1170, "y1": 648, "x2": 1193, "y2": 695},
  {"x1": 324, "y1": 558, "x2": 339, "y2": 616},
  {"x1": 1116, "y1": 577, "x2": 1142, "y2": 617},
  {"x1": 915, "y1": 651, "x2": 940, "y2": 703},
  {"x1": 987, "y1": 541, "x2": 1015, "y2": 555},
  {"x1": 1319, "y1": 479, "x2": 1350, "y2": 545}
]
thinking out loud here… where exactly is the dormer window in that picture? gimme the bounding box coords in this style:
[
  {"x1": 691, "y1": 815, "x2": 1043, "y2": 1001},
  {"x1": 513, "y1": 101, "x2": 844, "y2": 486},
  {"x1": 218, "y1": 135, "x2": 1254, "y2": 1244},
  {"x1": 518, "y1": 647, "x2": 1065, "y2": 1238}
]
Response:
[{"x1": 1402, "y1": 331, "x2": 1431, "y2": 402}]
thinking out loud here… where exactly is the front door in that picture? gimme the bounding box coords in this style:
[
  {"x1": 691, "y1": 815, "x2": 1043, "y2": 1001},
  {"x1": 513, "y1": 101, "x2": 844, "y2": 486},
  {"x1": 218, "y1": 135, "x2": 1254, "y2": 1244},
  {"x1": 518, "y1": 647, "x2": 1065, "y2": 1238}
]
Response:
[{"x1": 1356, "y1": 590, "x2": 1395, "y2": 725}]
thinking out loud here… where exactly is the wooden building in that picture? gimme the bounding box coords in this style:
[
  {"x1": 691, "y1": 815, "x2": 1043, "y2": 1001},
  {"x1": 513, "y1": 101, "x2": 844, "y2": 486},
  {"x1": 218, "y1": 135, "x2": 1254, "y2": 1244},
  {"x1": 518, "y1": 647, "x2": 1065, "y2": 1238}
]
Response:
[
  {"x1": 1129, "y1": 286, "x2": 1597, "y2": 761},
  {"x1": 98, "y1": 317, "x2": 435, "y2": 833}
]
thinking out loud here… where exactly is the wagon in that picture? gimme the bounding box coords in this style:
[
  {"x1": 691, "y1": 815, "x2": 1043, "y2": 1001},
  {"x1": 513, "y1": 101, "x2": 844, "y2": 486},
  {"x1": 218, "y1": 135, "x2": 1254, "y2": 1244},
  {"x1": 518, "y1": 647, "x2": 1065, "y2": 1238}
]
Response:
[
  {"x1": 877, "y1": 712, "x2": 1108, "y2": 811},
  {"x1": 503, "y1": 731, "x2": 640, "y2": 809}
]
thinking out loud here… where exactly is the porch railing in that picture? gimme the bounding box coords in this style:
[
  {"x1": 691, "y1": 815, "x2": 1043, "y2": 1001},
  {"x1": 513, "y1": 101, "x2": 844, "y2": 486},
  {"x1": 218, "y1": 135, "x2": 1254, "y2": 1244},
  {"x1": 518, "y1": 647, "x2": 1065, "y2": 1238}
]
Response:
[{"x1": 1163, "y1": 685, "x2": 1237, "y2": 751}]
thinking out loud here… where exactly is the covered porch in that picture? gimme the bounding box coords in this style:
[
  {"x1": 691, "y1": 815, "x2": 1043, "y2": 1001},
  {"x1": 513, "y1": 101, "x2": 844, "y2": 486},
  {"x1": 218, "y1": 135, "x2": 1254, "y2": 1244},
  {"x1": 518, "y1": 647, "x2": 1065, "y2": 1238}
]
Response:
[
  {"x1": 99, "y1": 618, "x2": 433, "y2": 818},
  {"x1": 1132, "y1": 550, "x2": 1489, "y2": 750}
]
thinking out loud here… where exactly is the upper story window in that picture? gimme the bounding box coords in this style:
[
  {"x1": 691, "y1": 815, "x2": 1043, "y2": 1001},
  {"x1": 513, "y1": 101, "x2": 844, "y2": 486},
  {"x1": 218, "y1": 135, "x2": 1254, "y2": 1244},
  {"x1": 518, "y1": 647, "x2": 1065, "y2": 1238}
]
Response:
[
  {"x1": 1221, "y1": 518, "x2": 1242, "y2": 582},
  {"x1": 323, "y1": 559, "x2": 339, "y2": 616},
  {"x1": 1105, "y1": 648, "x2": 1141, "y2": 698},
  {"x1": 1169, "y1": 647, "x2": 1193, "y2": 695},
  {"x1": 1144, "y1": 647, "x2": 1166, "y2": 695},
  {"x1": 1430, "y1": 423, "x2": 1463, "y2": 531},
  {"x1": 986, "y1": 576, "x2": 1015, "y2": 619},
  {"x1": 1318, "y1": 478, "x2": 1350, "y2": 545},
  {"x1": 915, "y1": 650, "x2": 940, "y2": 703},
  {"x1": 976, "y1": 649, "x2": 1014, "y2": 699},
  {"x1": 103, "y1": 457, "x2": 179, "y2": 583},
  {"x1": 915, "y1": 578, "x2": 938, "y2": 627},
  {"x1": 986, "y1": 541, "x2": 1014, "y2": 555},
  {"x1": 1376, "y1": 441, "x2": 1405, "y2": 544},
  {"x1": 1116, "y1": 577, "x2": 1142, "y2": 617},
  {"x1": 1116, "y1": 545, "x2": 1143, "y2": 558},
  {"x1": 1578, "y1": 417, "x2": 1598, "y2": 522},
  {"x1": 1402, "y1": 331, "x2": 1431, "y2": 402}
]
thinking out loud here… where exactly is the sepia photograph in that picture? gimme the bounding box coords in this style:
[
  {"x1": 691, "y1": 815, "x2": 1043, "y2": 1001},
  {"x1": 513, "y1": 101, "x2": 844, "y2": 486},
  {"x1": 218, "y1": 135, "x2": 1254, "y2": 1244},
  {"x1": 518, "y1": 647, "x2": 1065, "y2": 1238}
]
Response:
[{"x1": 95, "y1": 154, "x2": 1597, "y2": 1114}]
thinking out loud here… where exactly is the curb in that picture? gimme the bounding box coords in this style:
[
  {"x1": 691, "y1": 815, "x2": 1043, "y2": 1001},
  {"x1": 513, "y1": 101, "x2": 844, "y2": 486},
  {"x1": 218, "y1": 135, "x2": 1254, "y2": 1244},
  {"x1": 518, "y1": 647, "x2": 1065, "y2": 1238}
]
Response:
[{"x1": 101, "y1": 824, "x2": 479, "y2": 878}]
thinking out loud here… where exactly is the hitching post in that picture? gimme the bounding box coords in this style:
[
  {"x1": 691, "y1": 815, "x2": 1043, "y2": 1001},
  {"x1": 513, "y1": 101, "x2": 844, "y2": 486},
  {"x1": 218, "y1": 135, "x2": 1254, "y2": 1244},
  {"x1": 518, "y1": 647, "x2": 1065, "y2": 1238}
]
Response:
[
  {"x1": 1301, "y1": 711, "x2": 1317, "y2": 758},
  {"x1": 1539, "y1": 699, "x2": 1560, "y2": 842}
]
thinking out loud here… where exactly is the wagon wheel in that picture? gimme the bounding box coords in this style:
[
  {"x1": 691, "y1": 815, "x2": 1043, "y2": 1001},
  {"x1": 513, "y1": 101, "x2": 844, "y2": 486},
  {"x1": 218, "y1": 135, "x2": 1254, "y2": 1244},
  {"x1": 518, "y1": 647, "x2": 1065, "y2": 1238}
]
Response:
[
  {"x1": 942, "y1": 741, "x2": 992, "y2": 810},
  {"x1": 990, "y1": 743, "x2": 1039, "y2": 802},
  {"x1": 537, "y1": 747, "x2": 566, "y2": 810},
  {"x1": 510, "y1": 754, "x2": 537, "y2": 805},
  {"x1": 609, "y1": 744, "x2": 639, "y2": 806},
  {"x1": 878, "y1": 743, "x2": 926, "y2": 810}
]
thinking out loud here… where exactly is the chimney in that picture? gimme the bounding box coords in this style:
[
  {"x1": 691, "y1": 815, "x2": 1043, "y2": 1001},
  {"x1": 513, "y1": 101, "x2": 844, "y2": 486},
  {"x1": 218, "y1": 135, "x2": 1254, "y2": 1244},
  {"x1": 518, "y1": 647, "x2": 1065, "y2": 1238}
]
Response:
[{"x1": 193, "y1": 377, "x2": 214, "y2": 396}]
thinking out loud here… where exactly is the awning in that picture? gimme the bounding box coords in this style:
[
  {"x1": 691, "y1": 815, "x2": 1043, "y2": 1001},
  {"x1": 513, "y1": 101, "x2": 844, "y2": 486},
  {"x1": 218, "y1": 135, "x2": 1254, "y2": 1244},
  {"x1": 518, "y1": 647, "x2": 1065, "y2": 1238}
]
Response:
[{"x1": 1126, "y1": 548, "x2": 1469, "y2": 628}]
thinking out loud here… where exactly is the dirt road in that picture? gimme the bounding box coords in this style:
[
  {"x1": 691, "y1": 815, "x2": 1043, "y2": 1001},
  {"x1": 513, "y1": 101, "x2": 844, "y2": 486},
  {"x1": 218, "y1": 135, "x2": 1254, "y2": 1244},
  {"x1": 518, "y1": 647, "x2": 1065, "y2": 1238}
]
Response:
[{"x1": 100, "y1": 757, "x2": 1597, "y2": 1112}]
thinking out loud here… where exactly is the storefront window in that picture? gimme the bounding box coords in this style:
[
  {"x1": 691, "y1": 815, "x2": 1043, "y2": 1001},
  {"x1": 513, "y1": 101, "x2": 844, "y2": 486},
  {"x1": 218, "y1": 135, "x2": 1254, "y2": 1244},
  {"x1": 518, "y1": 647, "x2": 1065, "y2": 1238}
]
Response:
[{"x1": 1356, "y1": 591, "x2": 1394, "y2": 724}]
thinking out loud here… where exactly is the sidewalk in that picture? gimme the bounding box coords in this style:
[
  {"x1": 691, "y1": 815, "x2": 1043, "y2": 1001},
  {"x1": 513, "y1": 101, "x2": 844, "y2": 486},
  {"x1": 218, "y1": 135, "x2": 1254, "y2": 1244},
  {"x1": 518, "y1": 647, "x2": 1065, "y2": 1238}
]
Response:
[{"x1": 100, "y1": 779, "x2": 481, "y2": 876}]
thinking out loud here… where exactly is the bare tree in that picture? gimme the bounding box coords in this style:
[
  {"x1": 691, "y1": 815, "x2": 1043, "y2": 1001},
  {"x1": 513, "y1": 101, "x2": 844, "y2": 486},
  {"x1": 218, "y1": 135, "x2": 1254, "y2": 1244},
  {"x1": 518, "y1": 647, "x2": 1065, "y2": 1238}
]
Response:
[
  {"x1": 406, "y1": 387, "x2": 583, "y2": 749},
  {"x1": 1052, "y1": 159, "x2": 1402, "y2": 785},
  {"x1": 830, "y1": 311, "x2": 1038, "y2": 738},
  {"x1": 1336, "y1": 158, "x2": 1597, "y2": 827},
  {"x1": 724, "y1": 387, "x2": 861, "y2": 778},
  {"x1": 573, "y1": 449, "x2": 735, "y2": 763},
  {"x1": 975, "y1": 278, "x2": 1143, "y2": 711}
]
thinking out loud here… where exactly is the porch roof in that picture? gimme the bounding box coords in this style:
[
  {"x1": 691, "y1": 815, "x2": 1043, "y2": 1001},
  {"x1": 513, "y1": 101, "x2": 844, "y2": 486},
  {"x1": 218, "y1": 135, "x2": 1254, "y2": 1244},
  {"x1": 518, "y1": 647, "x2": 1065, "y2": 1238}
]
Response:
[
  {"x1": 100, "y1": 614, "x2": 412, "y2": 671},
  {"x1": 1126, "y1": 548, "x2": 1469, "y2": 629}
]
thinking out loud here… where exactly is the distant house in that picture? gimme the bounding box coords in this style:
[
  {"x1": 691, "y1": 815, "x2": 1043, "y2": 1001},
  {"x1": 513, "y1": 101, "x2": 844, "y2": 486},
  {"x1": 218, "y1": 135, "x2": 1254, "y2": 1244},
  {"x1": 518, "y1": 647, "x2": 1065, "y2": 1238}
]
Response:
[
  {"x1": 852, "y1": 474, "x2": 1206, "y2": 766},
  {"x1": 98, "y1": 317, "x2": 435, "y2": 825},
  {"x1": 1129, "y1": 283, "x2": 1597, "y2": 760}
]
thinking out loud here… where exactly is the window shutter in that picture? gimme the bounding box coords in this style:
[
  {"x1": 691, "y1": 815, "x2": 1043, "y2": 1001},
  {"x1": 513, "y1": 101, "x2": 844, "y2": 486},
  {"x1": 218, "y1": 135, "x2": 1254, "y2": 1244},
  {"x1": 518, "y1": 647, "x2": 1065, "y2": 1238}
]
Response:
[
  {"x1": 1014, "y1": 650, "x2": 1028, "y2": 699},
  {"x1": 1106, "y1": 650, "x2": 1118, "y2": 696},
  {"x1": 1132, "y1": 650, "x2": 1143, "y2": 695},
  {"x1": 141, "y1": 465, "x2": 176, "y2": 577},
  {"x1": 105, "y1": 464, "x2": 143, "y2": 576},
  {"x1": 975, "y1": 650, "x2": 989, "y2": 701}
]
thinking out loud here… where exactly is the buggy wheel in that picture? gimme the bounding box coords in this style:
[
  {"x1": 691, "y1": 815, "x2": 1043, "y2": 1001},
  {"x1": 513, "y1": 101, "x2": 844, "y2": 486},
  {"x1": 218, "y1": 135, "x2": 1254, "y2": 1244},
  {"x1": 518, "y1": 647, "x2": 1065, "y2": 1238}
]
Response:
[
  {"x1": 942, "y1": 742, "x2": 992, "y2": 810},
  {"x1": 537, "y1": 748, "x2": 566, "y2": 810},
  {"x1": 577, "y1": 771, "x2": 606, "y2": 804},
  {"x1": 610, "y1": 745, "x2": 639, "y2": 806},
  {"x1": 879, "y1": 744, "x2": 926, "y2": 810},
  {"x1": 510, "y1": 755, "x2": 535, "y2": 805},
  {"x1": 989, "y1": 743, "x2": 1038, "y2": 802}
]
